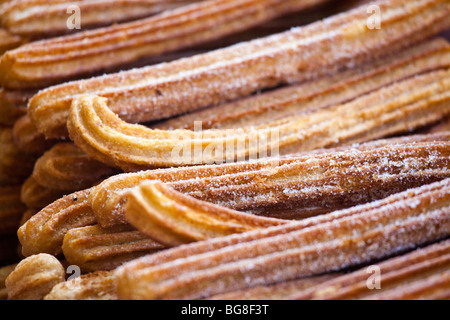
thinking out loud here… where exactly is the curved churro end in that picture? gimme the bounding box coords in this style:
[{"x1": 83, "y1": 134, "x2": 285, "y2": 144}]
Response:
[
  {"x1": 67, "y1": 68, "x2": 450, "y2": 171},
  {"x1": 62, "y1": 224, "x2": 165, "y2": 273},
  {"x1": 32, "y1": 142, "x2": 119, "y2": 191},
  {"x1": 5, "y1": 254, "x2": 65, "y2": 300},
  {"x1": 124, "y1": 181, "x2": 286, "y2": 247},
  {"x1": 115, "y1": 179, "x2": 450, "y2": 300},
  {"x1": 18, "y1": 189, "x2": 96, "y2": 257},
  {"x1": 44, "y1": 271, "x2": 117, "y2": 300}
]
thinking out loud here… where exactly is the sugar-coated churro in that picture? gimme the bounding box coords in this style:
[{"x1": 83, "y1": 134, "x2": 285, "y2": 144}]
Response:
[
  {"x1": 87, "y1": 133, "x2": 450, "y2": 227},
  {"x1": 115, "y1": 179, "x2": 450, "y2": 299},
  {"x1": 156, "y1": 38, "x2": 450, "y2": 130},
  {"x1": 18, "y1": 190, "x2": 97, "y2": 256},
  {"x1": 1, "y1": 0, "x2": 329, "y2": 91},
  {"x1": 27, "y1": 0, "x2": 450, "y2": 138},
  {"x1": 5, "y1": 254, "x2": 65, "y2": 300},
  {"x1": 32, "y1": 143, "x2": 119, "y2": 191},
  {"x1": 62, "y1": 224, "x2": 165, "y2": 272},
  {"x1": 288, "y1": 238, "x2": 450, "y2": 300},
  {"x1": 0, "y1": 0, "x2": 202, "y2": 38},
  {"x1": 125, "y1": 181, "x2": 287, "y2": 246},
  {"x1": 44, "y1": 271, "x2": 117, "y2": 300},
  {"x1": 68, "y1": 69, "x2": 450, "y2": 170}
]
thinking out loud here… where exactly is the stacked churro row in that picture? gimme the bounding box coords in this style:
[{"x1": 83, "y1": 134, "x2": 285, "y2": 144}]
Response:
[
  {"x1": 21, "y1": 0, "x2": 450, "y2": 139},
  {"x1": 0, "y1": 0, "x2": 330, "y2": 90},
  {"x1": 2, "y1": 0, "x2": 450, "y2": 300},
  {"x1": 0, "y1": 0, "x2": 203, "y2": 38}
]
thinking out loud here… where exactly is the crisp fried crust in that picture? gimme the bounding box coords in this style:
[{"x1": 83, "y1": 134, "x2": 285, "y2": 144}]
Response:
[
  {"x1": 0, "y1": 0, "x2": 201, "y2": 38},
  {"x1": 288, "y1": 238, "x2": 450, "y2": 300},
  {"x1": 62, "y1": 224, "x2": 164, "y2": 272},
  {"x1": 18, "y1": 190, "x2": 97, "y2": 256},
  {"x1": 115, "y1": 179, "x2": 450, "y2": 300},
  {"x1": 27, "y1": 0, "x2": 450, "y2": 138},
  {"x1": 209, "y1": 274, "x2": 340, "y2": 300},
  {"x1": 32, "y1": 143, "x2": 119, "y2": 191},
  {"x1": 1, "y1": 0, "x2": 329, "y2": 90},
  {"x1": 44, "y1": 271, "x2": 117, "y2": 300},
  {"x1": 67, "y1": 69, "x2": 450, "y2": 170},
  {"x1": 0, "y1": 127, "x2": 37, "y2": 186},
  {"x1": 0, "y1": 185, "x2": 26, "y2": 236},
  {"x1": 156, "y1": 38, "x2": 450, "y2": 130},
  {"x1": 125, "y1": 181, "x2": 286, "y2": 246},
  {"x1": 5, "y1": 254, "x2": 65, "y2": 300},
  {"x1": 88, "y1": 134, "x2": 450, "y2": 227}
]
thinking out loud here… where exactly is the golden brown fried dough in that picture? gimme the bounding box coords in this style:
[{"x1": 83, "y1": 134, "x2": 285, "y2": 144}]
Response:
[
  {"x1": 5, "y1": 254, "x2": 65, "y2": 300},
  {"x1": 0, "y1": 0, "x2": 202, "y2": 38},
  {"x1": 115, "y1": 179, "x2": 450, "y2": 299},
  {"x1": 1, "y1": 0, "x2": 329, "y2": 90},
  {"x1": 62, "y1": 224, "x2": 164, "y2": 272},
  {"x1": 28, "y1": 0, "x2": 450, "y2": 138},
  {"x1": 125, "y1": 181, "x2": 286, "y2": 246},
  {"x1": 32, "y1": 143, "x2": 119, "y2": 191},
  {"x1": 44, "y1": 271, "x2": 117, "y2": 300},
  {"x1": 288, "y1": 238, "x2": 450, "y2": 300},
  {"x1": 91, "y1": 137, "x2": 450, "y2": 227},
  {"x1": 18, "y1": 190, "x2": 97, "y2": 256},
  {"x1": 67, "y1": 70, "x2": 450, "y2": 170}
]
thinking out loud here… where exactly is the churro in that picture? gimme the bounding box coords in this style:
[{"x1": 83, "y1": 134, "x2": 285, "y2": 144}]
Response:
[
  {"x1": 0, "y1": 0, "x2": 202, "y2": 38},
  {"x1": 5, "y1": 254, "x2": 65, "y2": 300},
  {"x1": 18, "y1": 190, "x2": 97, "y2": 257},
  {"x1": 115, "y1": 178, "x2": 450, "y2": 299},
  {"x1": 32, "y1": 143, "x2": 118, "y2": 191},
  {"x1": 27, "y1": 0, "x2": 450, "y2": 138},
  {"x1": 156, "y1": 38, "x2": 450, "y2": 130},
  {"x1": 88, "y1": 133, "x2": 450, "y2": 227},
  {"x1": 68, "y1": 68, "x2": 450, "y2": 170},
  {"x1": 209, "y1": 274, "x2": 339, "y2": 300},
  {"x1": 44, "y1": 271, "x2": 117, "y2": 300},
  {"x1": 288, "y1": 238, "x2": 450, "y2": 300},
  {"x1": 125, "y1": 181, "x2": 286, "y2": 246},
  {"x1": 62, "y1": 224, "x2": 164, "y2": 272},
  {"x1": 1, "y1": 0, "x2": 329, "y2": 91}
]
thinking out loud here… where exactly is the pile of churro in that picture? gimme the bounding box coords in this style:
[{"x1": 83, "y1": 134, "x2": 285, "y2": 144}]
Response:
[{"x1": 1, "y1": 0, "x2": 449, "y2": 300}]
